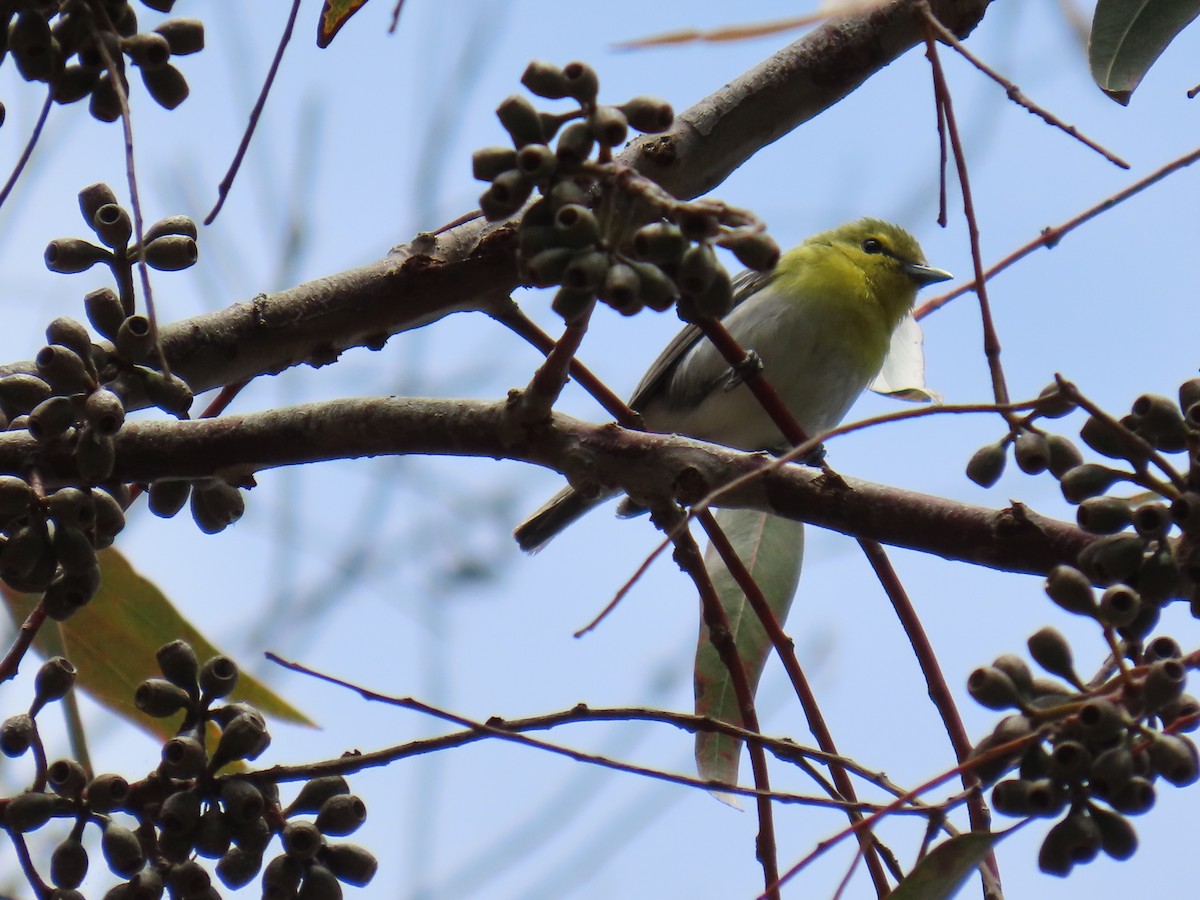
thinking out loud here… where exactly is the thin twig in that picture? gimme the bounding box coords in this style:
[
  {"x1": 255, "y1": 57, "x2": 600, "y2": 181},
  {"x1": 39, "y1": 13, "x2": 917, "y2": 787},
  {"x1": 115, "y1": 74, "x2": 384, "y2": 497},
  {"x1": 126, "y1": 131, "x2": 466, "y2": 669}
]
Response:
[
  {"x1": 917, "y1": 144, "x2": 1200, "y2": 319},
  {"x1": 0, "y1": 89, "x2": 53, "y2": 213},
  {"x1": 205, "y1": 0, "x2": 302, "y2": 225},
  {"x1": 925, "y1": 13, "x2": 1127, "y2": 168},
  {"x1": 857, "y1": 539, "x2": 1003, "y2": 898},
  {"x1": 921, "y1": 5, "x2": 1010, "y2": 409}
]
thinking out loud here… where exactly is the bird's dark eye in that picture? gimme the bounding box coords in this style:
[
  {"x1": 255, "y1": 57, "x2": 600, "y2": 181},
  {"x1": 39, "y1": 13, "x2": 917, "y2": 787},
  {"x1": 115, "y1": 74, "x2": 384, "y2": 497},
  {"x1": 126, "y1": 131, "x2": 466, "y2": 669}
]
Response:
[{"x1": 862, "y1": 238, "x2": 884, "y2": 254}]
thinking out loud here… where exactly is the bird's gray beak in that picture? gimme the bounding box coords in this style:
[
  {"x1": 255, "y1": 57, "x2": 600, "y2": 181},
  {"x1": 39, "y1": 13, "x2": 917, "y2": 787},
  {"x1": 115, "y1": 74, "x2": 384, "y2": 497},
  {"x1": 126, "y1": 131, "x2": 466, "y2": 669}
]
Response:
[{"x1": 905, "y1": 262, "x2": 954, "y2": 287}]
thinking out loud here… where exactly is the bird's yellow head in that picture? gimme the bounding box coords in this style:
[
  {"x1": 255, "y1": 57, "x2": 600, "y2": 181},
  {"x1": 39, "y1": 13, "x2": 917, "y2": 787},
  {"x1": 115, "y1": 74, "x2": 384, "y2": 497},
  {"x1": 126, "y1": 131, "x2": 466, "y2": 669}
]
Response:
[{"x1": 786, "y1": 218, "x2": 952, "y2": 328}]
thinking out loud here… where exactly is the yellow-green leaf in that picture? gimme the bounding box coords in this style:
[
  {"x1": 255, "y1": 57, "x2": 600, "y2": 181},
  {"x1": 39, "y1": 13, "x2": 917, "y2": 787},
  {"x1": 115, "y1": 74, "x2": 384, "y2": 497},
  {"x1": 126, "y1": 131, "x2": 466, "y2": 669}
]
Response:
[
  {"x1": 2, "y1": 548, "x2": 314, "y2": 744},
  {"x1": 1089, "y1": 0, "x2": 1200, "y2": 104},
  {"x1": 317, "y1": 0, "x2": 372, "y2": 48},
  {"x1": 694, "y1": 509, "x2": 803, "y2": 801}
]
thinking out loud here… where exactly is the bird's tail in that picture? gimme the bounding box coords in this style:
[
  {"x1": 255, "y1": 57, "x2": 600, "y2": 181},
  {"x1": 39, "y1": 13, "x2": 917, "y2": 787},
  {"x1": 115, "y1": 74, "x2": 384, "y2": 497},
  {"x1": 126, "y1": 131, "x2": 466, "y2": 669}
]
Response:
[{"x1": 513, "y1": 485, "x2": 613, "y2": 553}]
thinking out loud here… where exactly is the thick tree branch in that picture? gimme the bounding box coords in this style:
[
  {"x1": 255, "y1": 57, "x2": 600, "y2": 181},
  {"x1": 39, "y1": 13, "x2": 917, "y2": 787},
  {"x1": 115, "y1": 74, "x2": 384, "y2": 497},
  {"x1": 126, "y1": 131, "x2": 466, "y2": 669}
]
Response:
[
  {"x1": 8, "y1": 396, "x2": 1086, "y2": 577},
  {"x1": 0, "y1": 0, "x2": 994, "y2": 400}
]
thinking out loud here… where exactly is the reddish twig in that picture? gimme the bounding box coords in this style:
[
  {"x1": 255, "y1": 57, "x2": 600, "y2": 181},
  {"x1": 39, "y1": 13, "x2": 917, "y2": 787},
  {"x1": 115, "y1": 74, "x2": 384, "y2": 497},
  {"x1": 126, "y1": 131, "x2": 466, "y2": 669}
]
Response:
[
  {"x1": 917, "y1": 144, "x2": 1200, "y2": 319},
  {"x1": 924, "y1": 13, "x2": 1127, "y2": 168},
  {"x1": 0, "y1": 89, "x2": 52, "y2": 213},
  {"x1": 205, "y1": 0, "x2": 302, "y2": 225},
  {"x1": 920, "y1": 5, "x2": 1010, "y2": 409}
]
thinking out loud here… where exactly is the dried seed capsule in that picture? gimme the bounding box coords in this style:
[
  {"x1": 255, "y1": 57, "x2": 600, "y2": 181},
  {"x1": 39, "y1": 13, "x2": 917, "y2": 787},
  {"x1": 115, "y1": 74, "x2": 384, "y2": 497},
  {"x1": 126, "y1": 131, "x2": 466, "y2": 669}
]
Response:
[
  {"x1": 523, "y1": 247, "x2": 573, "y2": 288},
  {"x1": 630, "y1": 261, "x2": 678, "y2": 312},
  {"x1": 554, "y1": 120, "x2": 595, "y2": 168},
  {"x1": 1027, "y1": 626, "x2": 1082, "y2": 687},
  {"x1": 3, "y1": 523, "x2": 54, "y2": 580},
  {"x1": 1108, "y1": 775, "x2": 1155, "y2": 815},
  {"x1": 315, "y1": 794, "x2": 367, "y2": 836},
  {"x1": 220, "y1": 778, "x2": 265, "y2": 824},
  {"x1": 991, "y1": 777, "x2": 1064, "y2": 817},
  {"x1": 120, "y1": 32, "x2": 170, "y2": 69},
  {"x1": 600, "y1": 262, "x2": 642, "y2": 315},
  {"x1": 588, "y1": 105, "x2": 628, "y2": 147},
  {"x1": 562, "y1": 250, "x2": 609, "y2": 292},
  {"x1": 33, "y1": 656, "x2": 77, "y2": 709},
  {"x1": 1078, "y1": 699, "x2": 1127, "y2": 743},
  {"x1": 520, "y1": 60, "x2": 568, "y2": 99},
  {"x1": 1171, "y1": 491, "x2": 1200, "y2": 533},
  {"x1": 551, "y1": 286, "x2": 594, "y2": 322},
  {"x1": 195, "y1": 807, "x2": 233, "y2": 860},
  {"x1": 135, "y1": 678, "x2": 191, "y2": 717},
  {"x1": 10, "y1": 12, "x2": 56, "y2": 82},
  {"x1": 84, "y1": 773, "x2": 130, "y2": 812},
  {"x1": 1131, "y1": 502, "x2": 1170, "y2": 539},
  {"x1": 139, "y1": 367, "x2": 193, "y2": 417},
  {"x1": 1060, "y1": 463, "x2": 1124, "y2": 503},
  {"x1": 322, "y1": 843, "x2": 377, "y2": 887},
  {"x1": 283, "y1": 819, "x2": 324, "y2": 860},
  {"x1": 1038, "y1": 810, "x2": 1101, "y2": 876},
  {"x1": 154, "y1": 18, "x2": 204, "y2": 54},
  {"x1": 149, "y1": 479, "x2": 192, "y2": 519},
  {"x1": 719, "y1": 232, "x2": 780, "y2": 273},
  {"x1": 991, "y1": 654, "x2": 1033, "y2": 696},
  {"x1": 619, "y1": 95, "x2": 674, "y2": 133},
  {"x1": 1014, "y1": 430, "x2": 1050, "y2": 474},
  {"x1": 633, "y1": 222, "x2": 688, "y2": 264},
  {"x1": 1035, "y1": 382, "x2": 1076, "y2": 419},
  {"x1": 1080, "y1": 415, "x2": 1148, "y2": 464},
  {"x1": 36, "y1": 344, "x2": 92, "y2": 392},
  {"x1": 262, "y1": 855, "x2": 304, "y2": 897},
  {"x1": 48, "y1": 758, "x2": 87, "y2": 799},
  {"x1": 1141, "y1": 658, "x2": 1187, "y2": 713},
  {"x1": 78, "y1": 183, "x2": 118, "y2": 225},
  {"x1": 160, "y1": 733, "x2": 208, "y2": 779},
  {"x1": 1044, "y1": 565, "x2": 1096, "y2": 617},
  {"x1": 115, "y1": 314, "x2": 154, "y2": 361},
  {"x1": 215, "y1": 845, "x2": 260, "y2": 888},
  {"x1": 6, "y1": 789, "x2": 61, "y2": 832},
  {"x1": 84, "y1": 287, "x2": 126, "y2": 339},
  {"x1": 675, "y1": 243, "x2": 719, "y2": 295},
  {"x1": 85, "y1": 389, "x2": 126, "y2": 435},
  {"x1": 299, "y1": 864, "x2": 342, "y2": 899},
  {"x1": 44, "y1": 238, "x2": 108, "y2": 274},
  {"x1": 1, "y1": 713, "x2": 36, "y2": 757},
  {"x1": 1089, "y1": 803, "x2": 1136, "y2": 860},
  {"x1": 1159, "y1": 693, "x2": 1200, "y2": 732},
  {"x1": 1145, "y1": 635, "x2": 1182, "y2": 662},
  {"x1": 1077, "y1": 533, "x2": 1146, "y2": 584},
  {"x1": 142, "y1": 233, "x2": 198, "y2": 270},
  {"x1": 200, "y1": 655, "x2": 239, "y2": 700},
  {"x1": 683, "y1": 264, "x2": 733, "y2": 319},
  {"x1": 46, "y1": 317, "x2": 93, "y2": 358},
  {"x1": 89, "y1": 72, "x2": 123, "y2": 122},
  {"x1": 102, "y1": 821, "x2": 146, "y2": 878},
  {"x1": 470, "y1": 146, "x2": 517, "y2": 182},
  {"x1": 1096, "y1": 584, "x2": 1140, "y2": 628},
  {"x1": 75, "y1": 425, "x2": 116, "y2": 481},
  {"x1": 1047, "y1": 740, "x2": 1092, "y2": 782},
  {"x1": 286, "y1": 776, "x2": 350, "y2": 816},
  {"x1": 48, "y1": 487, "x2": 96, "y2": 529},
  {"x1": 143, "y1": 214, "x2": 198, "y2": 243},
  {"x1": 0, "y1": 374, "x2": 51, "y2": 418},
  {"x1": 1076, "y1": 496, "x2": 1132, "y2": 534},
  {"x1": 495, "y1": 94, "x2": 544, "y2": 148},
  {"x1": 1117, "y1": 602, "x2": 1160, "y2": 642},
  {"x1": 42, "y1": 567, "x2": 101, "y2": 620},
  {"x1": 157, "y1": 639, "x2": 199, "y2": 694},
  {"x1": 141, "y1": 62, "x2": 189, "y2": 109},
  {"x1": 27, "y1": 395, "x2": 77, "y2": 442},
  {"x1": 1148, "y1": 732, "x2": 1199, "y2": 786},
  {"x1": 966, "y1": 441, "x2": 1006, "y2": 488},
  {"x1": 0, "y1": 475, "x2": 32, "y2": 520},
  {"x1": 479, "y1": 172, "x2": 532, "y2": 221},
  {"x1": 190, "y1": 479, "x2": 244, "y2": 534},
  {"x1": 92, "y1": 203, "x2": 132, "y2": 249},
  {"x1": 561, "y1": 61, "x2": 598, "y2": 104},
  {"x1": 212, "y1": 714, "x2": 270, "y2": 770},
  {"x1": 159, "y1": 788, "x2": 202, "y2": 838},
  {"x1": 1131, "y1": 393, "x2": 1187, "y2": 452},
  {"x1": 552, "y1": 203, "x2": 599, "y2": 248},
  {"x1": 967, "y1": 666, "x2": 1025, "y2": 710},
  {"x1": 1046, "y1": 434, "x2": 1083, "y2": 477}
]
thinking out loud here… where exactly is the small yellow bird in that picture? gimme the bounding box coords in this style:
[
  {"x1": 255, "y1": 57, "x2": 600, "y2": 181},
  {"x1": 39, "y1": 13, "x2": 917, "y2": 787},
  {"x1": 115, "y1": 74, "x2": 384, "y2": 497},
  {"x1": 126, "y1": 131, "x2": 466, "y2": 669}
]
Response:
[{"x1": 514, "y1": 218, "x2": 951, "y2": 552}]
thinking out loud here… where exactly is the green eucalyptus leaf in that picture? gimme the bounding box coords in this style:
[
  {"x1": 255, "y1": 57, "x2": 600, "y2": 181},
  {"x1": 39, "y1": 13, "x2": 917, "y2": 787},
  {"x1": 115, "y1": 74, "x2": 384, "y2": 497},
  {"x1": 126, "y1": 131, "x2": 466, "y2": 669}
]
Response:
[{"x1": 1089, "y1": 0, "x2": 1200, "y2": 104}]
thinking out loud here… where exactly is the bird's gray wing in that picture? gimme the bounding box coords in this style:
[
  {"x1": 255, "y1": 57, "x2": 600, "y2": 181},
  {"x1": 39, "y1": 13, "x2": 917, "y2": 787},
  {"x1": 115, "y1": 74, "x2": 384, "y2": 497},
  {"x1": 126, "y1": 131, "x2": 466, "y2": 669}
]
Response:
[{"x1": 627, "y1": 268, "x2": 773, "y2": 413}]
